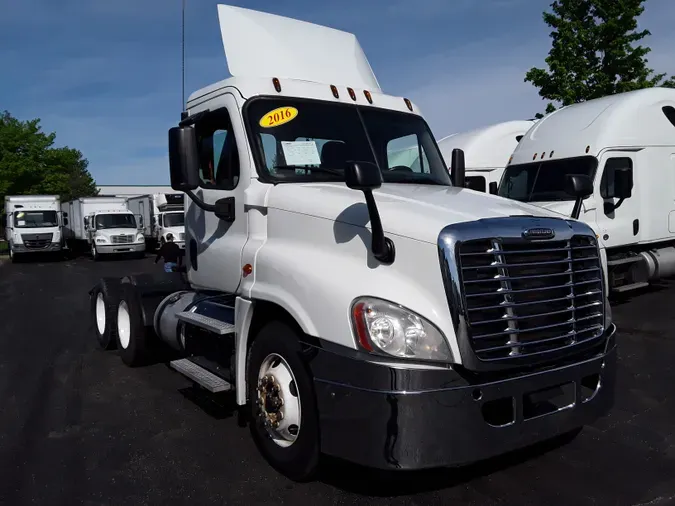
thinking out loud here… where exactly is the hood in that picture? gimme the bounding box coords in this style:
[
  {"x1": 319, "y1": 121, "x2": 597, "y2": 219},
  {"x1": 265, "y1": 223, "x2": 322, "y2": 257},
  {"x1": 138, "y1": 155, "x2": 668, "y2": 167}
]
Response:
[
  {"x1": 95, "y1": 228, "x2": 139, "y2": 237},
  {"x1": 267, "y1": 183, "x2": 569, "y2": 244}
]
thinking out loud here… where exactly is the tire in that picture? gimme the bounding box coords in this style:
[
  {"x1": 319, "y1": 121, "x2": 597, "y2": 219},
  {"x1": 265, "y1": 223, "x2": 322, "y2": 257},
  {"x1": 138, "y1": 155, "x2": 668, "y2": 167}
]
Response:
[
  {"x1": 116, "y1": 283, "x2": 148, "y2": 367},
  {"x1": 90, "y1": 278, "x2": 123, "y2": 350},
  {"x1": 9, "y1": 245, "x2": 21, "y2": 264},
  {"x1": 247, "y1": 321, "x2": 320, "y2": 482},
  {"x1": 91, "y1": 242, "x2": 101, "y2": 261}
]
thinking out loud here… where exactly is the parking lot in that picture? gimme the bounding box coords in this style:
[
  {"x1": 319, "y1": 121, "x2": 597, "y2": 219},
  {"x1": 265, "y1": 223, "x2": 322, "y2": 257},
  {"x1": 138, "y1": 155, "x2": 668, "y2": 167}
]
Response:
[{"x1": 0, "y1": 255, "x2": 674, "y2": 506}]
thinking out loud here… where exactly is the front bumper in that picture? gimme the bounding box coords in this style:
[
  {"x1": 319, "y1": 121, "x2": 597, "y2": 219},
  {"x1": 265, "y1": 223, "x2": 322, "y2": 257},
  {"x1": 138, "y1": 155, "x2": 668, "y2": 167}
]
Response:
[
  {"x1": 96, "y1": 243, "x2": 145, "y2": 254},
  {"x1": 12, "y1": 242, "x2": 62, "y2": 253},
  {"x1": 310, "y1": 324, "x2": 617, "y2": 470}
]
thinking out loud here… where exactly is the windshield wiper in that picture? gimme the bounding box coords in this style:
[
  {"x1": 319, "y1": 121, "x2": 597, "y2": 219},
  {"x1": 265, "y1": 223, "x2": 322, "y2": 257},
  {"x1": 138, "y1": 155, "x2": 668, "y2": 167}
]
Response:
[{"x1": 274, "y1": 165, "x2": 344, "y2": 177}]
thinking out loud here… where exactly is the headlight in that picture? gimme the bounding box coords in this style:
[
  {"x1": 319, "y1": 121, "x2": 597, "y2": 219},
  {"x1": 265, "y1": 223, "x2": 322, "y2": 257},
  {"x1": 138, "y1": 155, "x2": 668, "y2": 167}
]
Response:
[
  {"x1": 96, "y1": 237, "x2": 107, "y2": 243},
  {"x1": 351, "y1": 297, "x2": 451, "y2": 361},
  {"x1": 137, "y1": 234, "x2": 145, "y2": 242}
]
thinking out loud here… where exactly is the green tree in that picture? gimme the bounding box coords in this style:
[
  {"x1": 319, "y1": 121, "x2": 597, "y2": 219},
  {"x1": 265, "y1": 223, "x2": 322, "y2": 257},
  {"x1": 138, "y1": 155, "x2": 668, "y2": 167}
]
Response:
[
  {"x1": 525, "y1": 0, "x2": 675, "y2": 117},
  {"x1": 0, "y1": 110, "x2": 98, "y2": 202}
]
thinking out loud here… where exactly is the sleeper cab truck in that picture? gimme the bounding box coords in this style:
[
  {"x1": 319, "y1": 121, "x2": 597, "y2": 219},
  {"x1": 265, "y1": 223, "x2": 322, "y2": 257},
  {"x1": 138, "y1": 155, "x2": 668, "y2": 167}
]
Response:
[
  {"x1": 500, "y1": 87, "x2": 675, "y2": 295},
  {"x1": 88, "y1": 4, "x2": 617, "y2": 481},
  {"x1": 437, "y1": 120, "x2": 537, "y2": 194}
]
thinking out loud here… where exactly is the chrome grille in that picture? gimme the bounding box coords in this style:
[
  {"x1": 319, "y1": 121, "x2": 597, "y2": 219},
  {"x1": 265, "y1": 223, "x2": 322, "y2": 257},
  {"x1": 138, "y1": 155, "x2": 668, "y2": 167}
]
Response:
[
  {"x1": 458, "y1": 235, "x2": 604, "y2": 362},
  {"x1": 111, "y1": 234, "x2": 134, "y2": 244}
]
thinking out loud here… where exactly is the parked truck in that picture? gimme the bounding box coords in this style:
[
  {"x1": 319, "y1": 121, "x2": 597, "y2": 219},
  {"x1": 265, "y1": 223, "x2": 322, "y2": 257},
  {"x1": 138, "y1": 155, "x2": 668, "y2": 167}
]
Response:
[
  {"x1": 127, "y1": 193, "x2": 186, "y2": 250},
  {"x1": 438, "y1": 120, "x2": 537, "y2": 193},
  {"x1": 4, "y1": 195, "x2": 63, "y2": 262},
  {"x1": 62, "y1": 197, "x2": 145, "y2": 260},
  {"x1": 499, "y1": 87, "x2": 675, "y2": 294},
  {"x1": 89, "y1": 4, "x2": 617, "y2": 481}
]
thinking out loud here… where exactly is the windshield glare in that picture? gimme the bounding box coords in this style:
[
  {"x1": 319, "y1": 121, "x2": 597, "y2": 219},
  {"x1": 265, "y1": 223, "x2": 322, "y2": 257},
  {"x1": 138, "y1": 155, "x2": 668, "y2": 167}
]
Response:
[
  {"x1": 163, "y1": 212, "x2": 185, "y2": 228},
  {"x1": 499, "y1": 156, "x2": 598, "y2": 202},
  {"x1": 245, "y1": 98, "x2": 451, "y2": 186},
  {"x1": 14, "y1": 210, "x2": 58, "y2": 228},
  {"x1": 95, "y1": 214, "x2": 136, "y2": 229}
]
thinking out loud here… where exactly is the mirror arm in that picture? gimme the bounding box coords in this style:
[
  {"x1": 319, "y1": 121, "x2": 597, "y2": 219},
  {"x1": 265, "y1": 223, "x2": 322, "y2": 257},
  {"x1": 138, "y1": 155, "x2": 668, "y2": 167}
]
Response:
[
  {"x1": 363, "y1": 189, "x2": 395, "y2": 264},
  {"x1": 185, "y1": 190, "x2": 216, "y2": 213},
  {"x1": 571, "y1": 196, "x2": 584, "y2": 220},
  {"x1": 604, "y1": 197, "x2": 625, "y2": 214}
]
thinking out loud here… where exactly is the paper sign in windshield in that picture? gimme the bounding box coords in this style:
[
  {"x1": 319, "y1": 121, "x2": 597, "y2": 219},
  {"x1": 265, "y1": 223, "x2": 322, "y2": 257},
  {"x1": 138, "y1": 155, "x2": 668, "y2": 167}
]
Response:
[
  {"x1": 281, "y1": 141, "x2": 321, "y2": 166},
  {"x1": 260, "y1": 106, "x2": 298, "y2": 128}
]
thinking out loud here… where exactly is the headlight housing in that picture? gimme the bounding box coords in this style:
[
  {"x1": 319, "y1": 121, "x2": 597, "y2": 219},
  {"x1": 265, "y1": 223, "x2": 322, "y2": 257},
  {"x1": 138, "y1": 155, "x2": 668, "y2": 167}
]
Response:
[
  {"x1": 137, "y1": 234, "x2": 145, "y2": 242},
  {"x1": 95, "y1": 236, "x2": 108, "y2": 244},
  {"x1": 351, "y1": 297, "x2": 451, "y2": 361}
]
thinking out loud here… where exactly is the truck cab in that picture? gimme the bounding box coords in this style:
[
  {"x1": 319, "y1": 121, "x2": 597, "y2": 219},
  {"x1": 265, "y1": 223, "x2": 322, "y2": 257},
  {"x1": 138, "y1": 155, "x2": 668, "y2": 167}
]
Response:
[
  {"x1": 91, "y1": 4, "x2": 617, "y2": 481},
  {"x1": 437, "y1": 120, "x2": 537, "y2": 193},
  {"x1": 499, "y1": 87, "x2": 675, "y2": 294},
  {"x1": 86, "y1": 210, "x2": 145, "y2": 260},
  {"x1": 153, "y1": 194, "x2": 185, "y2": 249},
  {"x1": 4, "y1": 195, "x2": 63, "y2": 263}
]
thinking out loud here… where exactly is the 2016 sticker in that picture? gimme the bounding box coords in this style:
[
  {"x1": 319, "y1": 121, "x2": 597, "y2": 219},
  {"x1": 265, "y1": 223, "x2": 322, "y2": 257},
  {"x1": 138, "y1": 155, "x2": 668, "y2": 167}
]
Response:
[{"x1": 259, "y1": 106, "x2": 298, "y2": 128}]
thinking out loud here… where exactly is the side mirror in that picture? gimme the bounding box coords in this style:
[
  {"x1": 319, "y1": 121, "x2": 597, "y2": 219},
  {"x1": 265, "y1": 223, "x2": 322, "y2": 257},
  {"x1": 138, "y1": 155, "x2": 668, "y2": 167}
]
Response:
[
  {"x1": 613, "y1": 167, "x2": 633, "y2": 199},
  {"x1": 345, "y1": 161, "x2": 382, "y2": 190},
  {"x1": 64, "y1": 218, "x2": 69, "y2": 226},
  {"x1": 450, "y1": 148, "x2": 466, "y2": 188},
  {"x1": 345, "y1": 161, "x2": 394, "y2": 264},
  {"x1": 489, "y1": 181, "x2": 498, "y2": 195},
  {"x1": 565, "y1": 174, "x2": 593, "y2": 220},
  {"x1": 63, "y1": 212, "x2": 68, "y2": 218},
  {"x1": 168, "y1": 126, "x2": 200, "y2": 192}
]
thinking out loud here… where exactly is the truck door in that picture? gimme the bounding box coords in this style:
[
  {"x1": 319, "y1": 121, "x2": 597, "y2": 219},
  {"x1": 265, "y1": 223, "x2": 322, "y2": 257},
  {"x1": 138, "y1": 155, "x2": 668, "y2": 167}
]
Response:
[
  {"x1": 593, "y1": 150, "x2": 641, "y2": 249},
  {"x1": 187, "y1": 93, "x2": 248, "y2": 293}
]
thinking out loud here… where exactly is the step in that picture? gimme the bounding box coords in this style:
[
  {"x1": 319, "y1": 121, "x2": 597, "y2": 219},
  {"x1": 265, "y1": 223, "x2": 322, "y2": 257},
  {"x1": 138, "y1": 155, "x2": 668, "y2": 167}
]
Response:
[
  {"x1": 169, "y1": 358, "x2": 233, "y2": 393},
  {"x1": 612, "y1": 281, "x2": 650, "y2": 293},
  {"x1": 177, "y1": 311, "x2": 235, "y2": 335},
  {"x1": 607, "y1": 256, "x2": 642, "y2": 266}
]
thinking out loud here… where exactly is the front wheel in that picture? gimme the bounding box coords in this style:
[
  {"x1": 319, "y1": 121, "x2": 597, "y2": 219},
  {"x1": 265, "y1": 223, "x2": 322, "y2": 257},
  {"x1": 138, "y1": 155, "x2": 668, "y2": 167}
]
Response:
[
  {"x1": 91, "y1": 242, "x2": 101, "y2": 261},
  {"x1": 9, "y1": 245, "x2": 20, "y2": 263},
  {"x1": 247, "y1": 321, "x2": 320, "y2": 482}
]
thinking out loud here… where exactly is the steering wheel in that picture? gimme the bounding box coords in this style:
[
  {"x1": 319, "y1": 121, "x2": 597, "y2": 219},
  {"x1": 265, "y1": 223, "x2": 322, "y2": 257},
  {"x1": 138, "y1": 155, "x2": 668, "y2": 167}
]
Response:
[{"x1": 387, "y1": 165, "x2": 414, "y2": 172}]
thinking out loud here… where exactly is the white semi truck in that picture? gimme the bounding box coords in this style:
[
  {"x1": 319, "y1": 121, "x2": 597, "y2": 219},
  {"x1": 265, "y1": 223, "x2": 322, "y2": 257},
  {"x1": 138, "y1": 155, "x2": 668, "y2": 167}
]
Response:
[
  {"x1": 62, "y1": 197, "x2": 145, "y2": 260},
  {"x1": 499, "y1": 87, "x2": 675, "y2": 294},
  {"x1": 437, "y1": 120, "x2": 537, "y2": 193},
  {"x1": 89, "y1": 4, "x2": 617, "y2": 481},
  {"x1": 4, "y1": 195, "x2": 63, "y2": 262},
  {"x1": 127, "y1": 193, "x2": 186, "y2": 250}
]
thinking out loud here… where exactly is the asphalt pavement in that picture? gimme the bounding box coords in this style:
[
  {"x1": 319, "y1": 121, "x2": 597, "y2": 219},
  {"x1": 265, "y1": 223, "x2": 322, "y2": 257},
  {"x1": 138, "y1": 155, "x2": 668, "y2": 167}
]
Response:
[{"x1": 1, "y1": 254, "x2": 674, "y2": 506}]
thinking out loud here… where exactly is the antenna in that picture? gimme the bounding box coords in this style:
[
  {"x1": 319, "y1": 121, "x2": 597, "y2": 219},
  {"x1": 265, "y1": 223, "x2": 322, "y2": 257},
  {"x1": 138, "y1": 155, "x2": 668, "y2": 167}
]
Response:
[{"x1": 181, "y1": 0, "x2": 186, "y2": 111}]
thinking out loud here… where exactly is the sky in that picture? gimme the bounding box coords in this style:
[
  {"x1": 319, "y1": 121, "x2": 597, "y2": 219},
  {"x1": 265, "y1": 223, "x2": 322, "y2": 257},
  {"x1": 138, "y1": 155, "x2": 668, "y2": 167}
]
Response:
[{"x1": 2, "y1": 0, "x2": 674, "y2": 185}]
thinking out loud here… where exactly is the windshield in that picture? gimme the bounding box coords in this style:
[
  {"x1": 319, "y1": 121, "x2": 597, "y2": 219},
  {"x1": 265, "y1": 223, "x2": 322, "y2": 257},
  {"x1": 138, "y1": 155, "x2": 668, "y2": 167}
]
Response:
[
  {"x1": 499, "y1": 156, "x2": 598, "y2": 202},
  {"x1": 245, "y1": 98, "x2": 451, "y2": 186},
  {"x1": 163, "y1": 212, "x2": 185, "y2": 228},
  {"x1": 95, "y1": 213, "x2": 136, "y2": 229},
  {"x1": 14, "y1": 210, "x2": 58, "y2": 228}
]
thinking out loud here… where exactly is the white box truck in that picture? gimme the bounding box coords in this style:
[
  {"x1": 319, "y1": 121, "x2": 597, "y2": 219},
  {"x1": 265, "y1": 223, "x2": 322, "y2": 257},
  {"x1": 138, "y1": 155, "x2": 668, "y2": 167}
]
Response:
[
  {"x1": 4, "y1": 195, "x2": 64, "y2": 262},
  {"x1": 62, "y1": 197, "x2": 145, "y2": 260},
  {"x1": 88, "y1": 4, "x2": 617, "y2": 481},
  {"x1": 127, "y1": 193, "x2": 186, "y2": 250},
  {"x1": 499, "y1": 87, "x2": 675, "y2": 294},
  {"x1": 437, "y1": 120, "x2": 537, "y2": 193}
]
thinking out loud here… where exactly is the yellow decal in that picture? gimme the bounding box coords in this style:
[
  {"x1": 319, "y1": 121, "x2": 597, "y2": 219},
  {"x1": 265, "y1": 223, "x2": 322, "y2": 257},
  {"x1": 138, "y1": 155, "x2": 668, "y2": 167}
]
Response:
[{"x1": 259, "y1": 106, "x2": 298, "y2": 128}]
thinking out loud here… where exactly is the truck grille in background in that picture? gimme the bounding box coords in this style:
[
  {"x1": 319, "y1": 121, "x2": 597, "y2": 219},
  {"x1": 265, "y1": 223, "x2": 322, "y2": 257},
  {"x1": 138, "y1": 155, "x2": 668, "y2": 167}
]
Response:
[
  {"x1": 111, "y1": 235, "x2": 134, "y2": 244},
  {"x1": 458, "y1": 235, "x2": 604, "y2": 363},
  {"x1": 179, "y1": 233, "x2": 185, "y2": 241},
  {"x1": 22, "y1": 234, "x2": 53, "y2": 249}
]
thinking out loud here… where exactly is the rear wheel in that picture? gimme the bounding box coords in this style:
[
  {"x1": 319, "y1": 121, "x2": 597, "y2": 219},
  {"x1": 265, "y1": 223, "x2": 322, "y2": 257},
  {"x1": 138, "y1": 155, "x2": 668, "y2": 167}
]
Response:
[
  {"x1": 116, "y1": 283, "x2": 148, "y2": 367},
  {"x1": 90, "y1": 278, "x2": 122, "y2": 350},
  {"x1": 247, "y1": 321, "x2": 320, "y2": 482}
]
